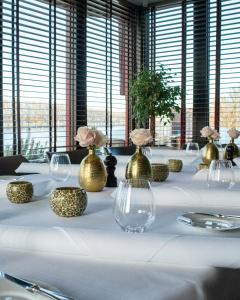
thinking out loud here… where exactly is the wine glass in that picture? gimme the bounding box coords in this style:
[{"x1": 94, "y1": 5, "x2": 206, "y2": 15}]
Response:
[
  {"x1": 143, "y1": 146, "x2": 152, "y2": 161},
  {"x1": 214, "y1": 141, "x2": 223, "y2": 159},
  {"x1": 186, "y1": 142, "x2": 199, "y2": 155},
  {"x1": 207, "y1": 159, "x2": 234, "y2": 189},
  {"x1": 114, "y1": 179, "x2": 156, "y2": 233},
  {"x1": 49, "y1": 153, "x2": 71, "y2": 184}
]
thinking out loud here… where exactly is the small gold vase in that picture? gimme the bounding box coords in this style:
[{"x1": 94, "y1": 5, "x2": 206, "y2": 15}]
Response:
[
  {"x1": 126, "y1": 146, "x2": 152, "y2": 181},
  {"x1": 202, "y1": 138, "x2": 219, "y2": 165},
  {"x1": 223, "y1": 138, "x2": 240, "y2": 159},
  {"x1": 79, "y1": 145, "x2": 107, "y2": 192}
]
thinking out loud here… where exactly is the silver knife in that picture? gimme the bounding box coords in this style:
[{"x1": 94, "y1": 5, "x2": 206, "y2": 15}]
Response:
[{"x1": 2, "y1": 272, "x2": 75, "y2": 300}]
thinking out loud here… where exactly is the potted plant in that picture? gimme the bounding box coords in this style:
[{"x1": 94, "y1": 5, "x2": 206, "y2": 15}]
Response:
[{"x1": 129, "y1": 64, "x2": 181, "y2": 141}]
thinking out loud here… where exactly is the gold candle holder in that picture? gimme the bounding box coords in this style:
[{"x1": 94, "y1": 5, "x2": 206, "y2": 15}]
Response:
[
  {"x1": 6, "y1": 181, "x2": 33, "y2": 203},
  {"x1": 151, "y1": 163, "x2": 169, "y2": 182},
  {"x1": 168, "y1": 159, "x2": 183, "y2": 172},
  {"x1": 50, "y1": 187, "x2": 87, "y2": 217},
  {"x1": 197, "y1": 163, "x2": 209, "y2": 171}
]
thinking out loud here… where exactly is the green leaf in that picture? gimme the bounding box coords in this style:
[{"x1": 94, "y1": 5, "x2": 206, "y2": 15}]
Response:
[{"x1": 129, "y1": 65, "x2": 181, "y2": 126}]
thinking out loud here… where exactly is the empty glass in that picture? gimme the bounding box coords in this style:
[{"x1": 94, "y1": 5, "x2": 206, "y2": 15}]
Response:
[
  {"x1": 143, "y1": 146, "x2": 152, "y2": 161},
  {"x1": 186, "y1": 142, "x2": 199, "y2": 154},
  {"x1": 49, "y1": 153, "x2": 71, "y2": 183},
  {"x1": 214, "y1": 141, "x2": 223, "y2": 159},
  {"x1": 207, "y1": 159, "x2": 234, "y2": 189},
  {"x1": 114, "y1": 179, "x2": 155, "y2": 233}
]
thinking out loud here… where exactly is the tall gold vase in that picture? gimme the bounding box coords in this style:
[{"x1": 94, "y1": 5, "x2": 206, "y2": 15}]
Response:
[
  {"x1": 202, "y1": 138, "x2": 219, "y2": 165},
  {"x1": 223, "y1": 138, "x2": 240, "y2": 159},
  {"x1": 79, "y1": 146, "x2": 107, "y2": 192},
  {"x1": 126, "y1": 146, "x2": 152, "y2": 181}
]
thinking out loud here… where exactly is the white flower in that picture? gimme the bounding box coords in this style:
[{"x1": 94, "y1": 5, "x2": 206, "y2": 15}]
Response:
[
  {"x1": 74, "y1": 126, "x2": 107, "y2": 147},
  {"x1": 211, "y1": 129, "x2": 220, "y2": 140},
  {"x1": 200, "y1": 126, "x2": 214, "y2": 138},
  {"x1": 130, "y1": 128, "x2": 153, "y2": 146},
  {"x1": 227, "y1": 128, "x2": 240, "y2": 139}
]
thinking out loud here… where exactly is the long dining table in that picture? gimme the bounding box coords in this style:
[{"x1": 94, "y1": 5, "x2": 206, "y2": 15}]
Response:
[{"x1": 0, "y1": 148, "x2": 240, "y2": 299}]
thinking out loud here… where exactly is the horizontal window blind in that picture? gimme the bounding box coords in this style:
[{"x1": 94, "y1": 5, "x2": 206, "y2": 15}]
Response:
[
  {"x1": 1, "y1": 0, "x2": 140, "y2": 159},
  {"x1": 1, "y1": 0, "x2": 79, "y2": 159},
  {"x1": 147, "y1": 3, "x2": 182, "y2": 147},
  {"x1": 146, "y1": 0, "x2": 240, "y2": 147},
  {"x1": 215, "y1": 0, "x2": 240, "y2": 145},
  {"x1": 86, "y1": 0, "x2": 140, "y2": 146}
]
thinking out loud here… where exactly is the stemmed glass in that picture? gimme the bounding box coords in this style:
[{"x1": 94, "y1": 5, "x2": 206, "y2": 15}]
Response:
[
  {"x1": 143, "y1": 146, "x2": 152, "y2": 161},
  {"x1": 186, "y1": 142, "x2": 199, "y2": 155},
  {"x1": 207, "y1": 159, "x2": 234, "y2": 189},
  {"x1": 114, "y1": 179, "x2": 156, "y2": 233},
  {"x1": 49, "y1": 153, "x2": 72, "y2": 186}
]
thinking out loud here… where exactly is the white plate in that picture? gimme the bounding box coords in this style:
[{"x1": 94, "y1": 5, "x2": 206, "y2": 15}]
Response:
[
  {"x1": 177, "y1": 212, "x2": 240, "y2": 231},
  {"x1": 0, "y1": 277, "x2": 48, "y2": 299}
]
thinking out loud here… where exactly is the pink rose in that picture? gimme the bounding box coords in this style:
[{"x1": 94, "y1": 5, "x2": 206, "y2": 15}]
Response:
[
  {"x1": 74, "y1": 126, "x2": 96, "y2": 147},
  {"x1": 200, "y1": 126, "x2": 214, "y2": 138},
  {"x1": 211, "y1": 129, "x2": 220, "y2": 140},
  {"x1": 130, "y1": 128, "x2": 153, "y2": 146},
  {"x1": 93, "y1": 130, "x2": 107, "y2": 147},
  {"x1": 227, "y1": 128, "x2": 240, "y2": 139}
]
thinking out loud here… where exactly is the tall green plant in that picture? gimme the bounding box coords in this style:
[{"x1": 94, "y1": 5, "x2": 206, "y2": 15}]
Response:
[{"x1": 130, "y1": 64, "x2": 181, "y2": 138}]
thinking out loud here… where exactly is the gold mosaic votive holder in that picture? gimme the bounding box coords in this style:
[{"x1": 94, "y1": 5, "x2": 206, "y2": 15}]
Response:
[
  {"x1": 151, "y1": 163, "x2": 169, "y2": 182},
  {"x1": 168, "y1": 159, "x2": 183, "y2": 172},
  {"x1": 197, "y1": 163, "x2": 209, "y2": 171},
  {"x1": 50, "y1": 187, "x2": 88, "y2": 217},
  {"x1": 6, "y1": 181, "x2": 33, "y2": 204}
]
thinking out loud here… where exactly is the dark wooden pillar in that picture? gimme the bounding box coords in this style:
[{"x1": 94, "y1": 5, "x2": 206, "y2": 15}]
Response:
[
  {"x1": 0, "y1": 0, "x2": 3, "y2": 156},
  {"x1": 192, "y1": 0, "x2": 209, "y2": 146},
  {"x1": 76, "y1": 1, "x2": 87, "y2": 129}
]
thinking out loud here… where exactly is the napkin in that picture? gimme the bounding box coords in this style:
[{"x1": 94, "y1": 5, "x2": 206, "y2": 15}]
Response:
[
  {"x1": 15, "y1": 162, "x2": 80, "y2": 177},
  {"x1": 16, "y1": 161, "x2": 128, "y2": 180}
]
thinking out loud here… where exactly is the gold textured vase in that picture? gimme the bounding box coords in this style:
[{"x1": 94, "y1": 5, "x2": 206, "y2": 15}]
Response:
[
  {"x1": 79, "y1": 145, "x2": 107, "y2": 192},
  {"x1": 223, "y1": 138, "x2": 240, "y2": 159},
  {"x1": 202, "y1": 138, "x2": 219, "y2": 165},
  {"x1": 126, "y1": 146, "x2": 152, "y2": 181}
]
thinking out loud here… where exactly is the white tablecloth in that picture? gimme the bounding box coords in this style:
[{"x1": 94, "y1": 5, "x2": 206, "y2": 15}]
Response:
[{"x1": 1, "y1": 148, "x2": 240, "y2": 299}]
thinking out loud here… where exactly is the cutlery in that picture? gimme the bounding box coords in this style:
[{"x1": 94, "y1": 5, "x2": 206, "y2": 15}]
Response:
[
  {"x1": 188, "y1": 212, "x2": 240, "y2": 219},
  {"x1": 1, "y1": 272, "x2": 74, "y2": 300}
]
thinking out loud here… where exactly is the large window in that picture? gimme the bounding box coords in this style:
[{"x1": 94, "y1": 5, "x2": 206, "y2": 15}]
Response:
[
  {"x1": 86, "y1": 0, "x2": 140, "y2": 146},
  {"x1": 1, "y1": 0, "x2": 140, "y2": 159},
  {"x1": 146, "y1": 0, "x2": 240, "y2": 147},
  {"x1": 2, "y1": 0, "x2": 74, "y2": 159}
]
